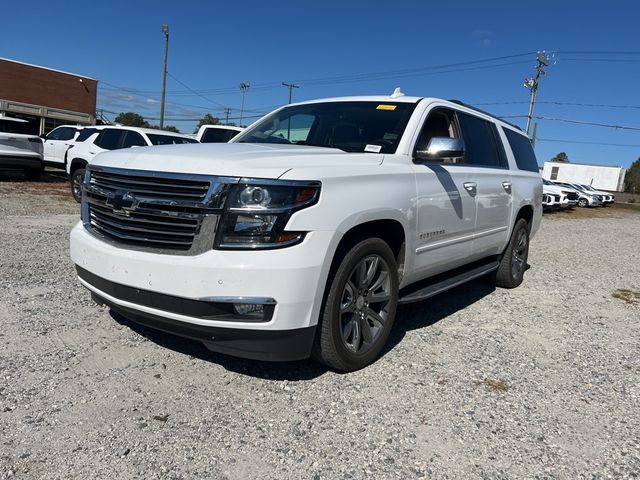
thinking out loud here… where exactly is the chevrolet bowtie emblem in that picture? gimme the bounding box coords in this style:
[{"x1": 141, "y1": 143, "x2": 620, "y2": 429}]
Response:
[{"x1": 105, "y1": 191, "x2": 138, "y2": 216}]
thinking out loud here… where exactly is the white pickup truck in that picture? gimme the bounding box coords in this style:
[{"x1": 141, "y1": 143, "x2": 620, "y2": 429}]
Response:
[{"x1": 70, "y1": 91, "x2": 542, "y2": 371}]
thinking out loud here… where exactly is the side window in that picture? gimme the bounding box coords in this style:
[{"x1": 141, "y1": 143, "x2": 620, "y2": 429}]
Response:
[
  {"x1": 201, "y1": 128, "x2": 229, "y2": 143},
  {"x1": 57, "y1": 127, "x2": 77, "y2": 141},
  {"x1": 46, "y1": 127, "x2": 64, "y2": 140},
  {"x1": 121, "y1": 131, "x2": 147, "y2": 148},
  {"x1": 456, "y1": 112, "x2": 505, "y2": 168},
  {"x1": 95, "y1": 129, "x2": 123, "y2": 150},
  {"x1": 503, "y1": 128, "x2": 539, "y2": 172},
  {"x1": 414, "y1": 108, "x2": 458, "y2": 155},
  {"x1": 76, "y1": 128, "x2": 97, "y2": 142},
  {"x1": 550, "y1": 166, "x2": 559, "y2": 180}
]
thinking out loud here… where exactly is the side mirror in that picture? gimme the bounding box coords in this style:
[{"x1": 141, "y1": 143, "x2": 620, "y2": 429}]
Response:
[
  {"x1": 415, "y1": 137, "x2": 465, "y2": 162},
  {"x1": 40, "y1": 133, "x2": 48, "y2": 139}
]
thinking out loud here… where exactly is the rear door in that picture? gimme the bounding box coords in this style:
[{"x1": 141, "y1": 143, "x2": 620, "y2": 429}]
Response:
[{"x1": 455, "y1": 111, "x2": 512, "y2": 259}]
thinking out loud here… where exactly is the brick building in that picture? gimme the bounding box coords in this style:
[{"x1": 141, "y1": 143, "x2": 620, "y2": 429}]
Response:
[{"x1": 0, "y1": 57, "x2": 97, "y2": 135}]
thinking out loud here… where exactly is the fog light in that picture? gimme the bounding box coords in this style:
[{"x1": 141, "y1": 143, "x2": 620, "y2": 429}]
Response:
[{"x1": 233, "y1": 303, "x2": 264, "y2": 316}]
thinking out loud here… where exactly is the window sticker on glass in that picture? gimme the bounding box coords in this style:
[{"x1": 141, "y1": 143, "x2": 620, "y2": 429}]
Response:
[
  {"x1": 376, "y1": 104, "x2": 397, "y2": 111},
  {"x1": 364, "y1": 144, "x2": 382, "y2": 153}
]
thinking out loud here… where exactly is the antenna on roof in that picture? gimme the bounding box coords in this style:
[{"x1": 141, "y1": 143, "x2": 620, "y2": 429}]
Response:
[{"x1": 390, "y1": 87, "x2": 404, "y2": 98}]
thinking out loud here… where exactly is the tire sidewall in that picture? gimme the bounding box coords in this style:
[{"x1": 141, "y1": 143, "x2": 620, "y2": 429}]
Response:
[
  {"x1": 507, "y1": 219, "x2": 529, "y2": 285},
  {"x1": 71, "y1": 168, "x2": 85, "y2": 203},
  {"x1": 323, "y1": 238, "x2": 399, "y2": 370}
]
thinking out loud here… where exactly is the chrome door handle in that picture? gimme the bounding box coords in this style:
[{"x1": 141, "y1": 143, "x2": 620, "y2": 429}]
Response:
[
  {"x1": 463, "y1": 182, "x2": 477, "y2": 193},
  {"x1": 502, "y1": 181, "x2": 512, "y2": 192}
]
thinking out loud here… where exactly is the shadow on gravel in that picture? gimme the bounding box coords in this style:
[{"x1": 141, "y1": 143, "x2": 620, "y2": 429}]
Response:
[
  {"x1": 384, "y1": 280, "x2": 496, "y2": 355},
  {"x1": 0, "y1": 168, "x2": 67, "y2": 183},
  {"x1": 110, "y1": 311, "x2": 328, "y2": 381},
  {"x1": 109, "y1": 279, "x2": 495, "y2": 379}
]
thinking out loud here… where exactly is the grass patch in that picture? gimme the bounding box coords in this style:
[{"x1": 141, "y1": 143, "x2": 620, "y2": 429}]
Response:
[
  {"x1": 477, "y1": 378, "x2": 510, "y2": 393},
  {"x1": 612, "y1": 289, "x2": 640, "y2": 304}
]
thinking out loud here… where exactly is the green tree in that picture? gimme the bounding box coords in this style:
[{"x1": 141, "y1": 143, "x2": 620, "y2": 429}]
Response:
[
  {"x1": 550, "y1": 152, "x2": 570, "y2": 163},
  {"x1": 625, "y1": 157, "x2": 640, "y2": 193},
  {"x1": 114, "y1": 112, "x2": 150, "y2": 128},
  {"x1": 193, "y1": 113, "x2": 220, "y2": 133},
  {"x1": 162, "y1": 125, "x2": 180, "y2": 133}
]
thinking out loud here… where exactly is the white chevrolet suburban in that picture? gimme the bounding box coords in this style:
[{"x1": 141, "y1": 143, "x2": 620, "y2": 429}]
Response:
[{"x1": 70, "y1": 92, "x2": 542, "y2": 371}]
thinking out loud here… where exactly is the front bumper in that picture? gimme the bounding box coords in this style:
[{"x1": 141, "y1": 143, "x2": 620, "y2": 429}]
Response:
[{"x1": 70, "y1": 221, "x2": 336, "y2": 361}]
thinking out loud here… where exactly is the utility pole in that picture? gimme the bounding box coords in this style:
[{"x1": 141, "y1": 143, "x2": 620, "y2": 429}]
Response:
[
  {"x1": 239, "y1": 82, "x2": 250, "y2": 127},
  {"x1": 159, "y1": 24, "x2": 170, "y2": 129},
  {"x1": 223, "y1": 108, "x2": 231, "y2": 125},
  {"x1": 531, "y1": 122, "x2": 538, "y2": 148},
  {"x1": 282, "y1": 82, "x2": 300, "y2": 104},
  {"x1": 524, "y1": 51, "x2": 550, "y2": 136}
]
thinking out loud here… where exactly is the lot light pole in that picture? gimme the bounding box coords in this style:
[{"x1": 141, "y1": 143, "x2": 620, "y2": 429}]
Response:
[
  {"x1": 239, "y1": 82, "x2": 250, "y2": 127},
  {"x1": 160, "y1": 24, "x2": 170, "y2": 129}
]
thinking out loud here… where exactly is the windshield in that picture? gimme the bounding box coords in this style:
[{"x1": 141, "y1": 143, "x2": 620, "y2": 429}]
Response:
[{"x1": 235, "y1": 101, "x2": 417, "y2": 154}]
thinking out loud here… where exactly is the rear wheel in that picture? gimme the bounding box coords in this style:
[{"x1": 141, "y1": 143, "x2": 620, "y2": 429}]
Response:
[
  {"x1": 313, "y1": 238, "x2": 399, "y2": 372},
  {"x1": 70, "y1": 168, "x2": 85, "y2": 203},
  {"x1": 490, "y1": 218, "x2": 530, "y2": 289}
]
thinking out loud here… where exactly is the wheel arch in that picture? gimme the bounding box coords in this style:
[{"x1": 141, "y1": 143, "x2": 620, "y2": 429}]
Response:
[{"x1": 69, "y1": 158, "x2": 88, "y2": 175}]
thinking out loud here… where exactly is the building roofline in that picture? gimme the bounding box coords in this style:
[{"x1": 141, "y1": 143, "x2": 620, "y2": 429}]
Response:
[
  {"x1": 544, "y1": 160, "x2": 624, "y2": 169},
  {"x1": 0, "y1": 57, "x2": 97, "y2": 81}
]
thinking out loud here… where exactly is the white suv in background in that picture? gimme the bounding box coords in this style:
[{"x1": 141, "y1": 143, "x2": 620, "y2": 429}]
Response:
[
  {"x1": 0, "y1": 114, "x2": 44, "y2": 180},
  {"x1": 555, "y1": 182, "x2": 603, "y2": 207},
  {"x1": 581, "y1": 184, "x2": 614, "y2": 205},
  {"x1": 195, "y1": 125, "x2": 244, "y2": 143},
  {"x1": 70, "y1": 92, "x2": 542, "y2": 371},
  {"x1": 67, "y1": 126, "x2": 198, "y2": 202},
  {"x1": 42, "y1": 125, "x2": 82, "y2": 169}
]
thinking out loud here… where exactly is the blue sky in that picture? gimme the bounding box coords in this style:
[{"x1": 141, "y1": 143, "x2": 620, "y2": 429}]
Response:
[{"x1": 2, "y1": 0, "x2": 639, "y2": 167}]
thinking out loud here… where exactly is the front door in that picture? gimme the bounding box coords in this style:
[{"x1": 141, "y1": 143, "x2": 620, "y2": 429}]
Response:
[{"x1": 411, "y1": 107, "x2": 477, "y2": 281}]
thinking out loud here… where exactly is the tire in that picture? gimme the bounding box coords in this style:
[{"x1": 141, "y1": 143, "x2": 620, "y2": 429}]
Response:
[
  {"x1": 70, "y1": 168, "x2": 85, "y2": 203},
  {"x1": 25, "y1": 166, "x2": 43, "y2": 181},
  {"x1": 578, "y1": 198, "x2": 588, "y2": 208},
  {"x1": 490, "y1": 218, "x2": 530, "y2": 289},
  {"x1": 312, "y1": 238, "x2": 399, "y2": 372}
]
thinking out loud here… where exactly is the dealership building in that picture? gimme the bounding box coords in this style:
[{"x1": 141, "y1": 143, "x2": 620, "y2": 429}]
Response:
[{"x1": 0, "y1": 57, "x2": 97, "y2": 135}]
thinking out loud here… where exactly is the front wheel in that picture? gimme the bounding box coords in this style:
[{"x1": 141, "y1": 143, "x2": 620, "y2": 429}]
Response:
[
  {"x1": 70, "y1": 168, "x2": 85, "y2": 203},
  {"x1": 313, "y1": 238, "x2": 399, "y2": 372},
  {"x1": 490, "y1": 218, "x2": 530, "y2": 289},
  {"x1": 578, "y1": 198, "x2": 588, "y2": 208}
]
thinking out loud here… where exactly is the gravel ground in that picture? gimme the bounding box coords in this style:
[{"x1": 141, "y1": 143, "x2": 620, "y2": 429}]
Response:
[{"x1": 1, "y1": 174, "x2": 639, "y2": 479}]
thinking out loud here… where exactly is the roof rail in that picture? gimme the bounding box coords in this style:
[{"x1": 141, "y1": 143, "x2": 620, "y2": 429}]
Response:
[{"x1": 448, "y1": 99, "x2": 523, "y2": 131}]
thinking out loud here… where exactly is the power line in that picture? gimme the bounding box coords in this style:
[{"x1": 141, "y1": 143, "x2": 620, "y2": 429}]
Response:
[
  {"x1": 475, "y1": 100, "x2": 640, "y2": 110},
  {"x1": 534, "y1": 116, "x2": 640, "y2": 131},
  {"x1": 537, "y1": 138, "x2": 640, "y2": 148},
  {"x1": 166, "y1": 71, "x2": 229, "y2": 110}
]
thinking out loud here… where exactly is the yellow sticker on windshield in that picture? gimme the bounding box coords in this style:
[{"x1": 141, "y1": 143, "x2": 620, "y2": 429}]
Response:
[{"x1": 376, "y1": 104, "x2": 397, "y2": 111}]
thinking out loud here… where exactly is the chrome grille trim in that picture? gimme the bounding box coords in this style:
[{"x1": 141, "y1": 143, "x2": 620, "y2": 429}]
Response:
[{"x1": 82, "y1": 165, "x2": 238, "y2": 255}]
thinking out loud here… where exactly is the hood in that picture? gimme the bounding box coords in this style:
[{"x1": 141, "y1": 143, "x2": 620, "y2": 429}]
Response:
[{"x1": 89, "y1": 143, "x2": 384, "y2": 179}]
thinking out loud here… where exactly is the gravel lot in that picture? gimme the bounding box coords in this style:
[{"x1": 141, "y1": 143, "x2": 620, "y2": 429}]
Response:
[{"x1": 1, "y1": 172, "x2": 639, "y2": 479}]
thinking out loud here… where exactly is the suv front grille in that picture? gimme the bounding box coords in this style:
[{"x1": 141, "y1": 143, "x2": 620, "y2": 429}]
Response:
[{"x1": 82, "y1": 166, "x2": 235, "y2": 254}]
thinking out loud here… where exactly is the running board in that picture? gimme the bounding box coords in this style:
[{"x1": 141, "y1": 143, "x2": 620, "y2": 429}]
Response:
[{"x1": 398, "y1": 260, "x2": 499, "y2": 305}]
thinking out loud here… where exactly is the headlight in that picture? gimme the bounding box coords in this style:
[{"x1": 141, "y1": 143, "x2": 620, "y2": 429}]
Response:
[{"x1": 215, "y1": 179, "x2": 321, "y2": 249}]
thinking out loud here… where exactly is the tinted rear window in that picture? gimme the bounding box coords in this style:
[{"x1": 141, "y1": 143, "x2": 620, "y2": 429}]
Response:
[
  {"x1": 147, "y1": 134, "x2": 197, "y2": 145},
  {"x1": 201, "y1": 128, "x2": 239, "y2": 143},
  {"x1": 503, "y1": 128, "x2": 539, "y2": 172}
]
